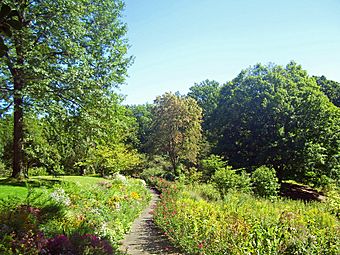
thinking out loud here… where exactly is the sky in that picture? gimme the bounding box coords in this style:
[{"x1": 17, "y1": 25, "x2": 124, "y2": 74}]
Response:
[{"x1": 119, "y1": 0, "x2": 340, "y2": 105}]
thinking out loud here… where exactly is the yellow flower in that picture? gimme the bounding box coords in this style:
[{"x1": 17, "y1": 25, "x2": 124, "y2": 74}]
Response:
[{"x1": 130, "y1": 191, "x2": 140, "y2": 200}]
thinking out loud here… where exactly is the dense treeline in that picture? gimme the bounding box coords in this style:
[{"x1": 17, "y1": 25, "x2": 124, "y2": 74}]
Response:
[
  {"x1": 0, "y1": 1, "x2": 338, "y2": 187},
  {"x1": 132, "y1": 62, "x2": 340, "y2": 187},
  {"x1": 1, "y1": 59, "x2": 339, "y2": 187}
]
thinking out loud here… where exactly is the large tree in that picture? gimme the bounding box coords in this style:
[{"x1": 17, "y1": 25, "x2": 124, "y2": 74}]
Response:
[
  {"x1": 212, "y1": 62, "x2": 340, "y2": 183},
  {"x1": 150, "y1": 92, "x2": 202, "y2": 172},
  {"x1": 188, "y1": 79, "x2": 221, "y2": 125},
  {"x1": 0, "y1": 0, "x2": 131, "y2": 177},
  {"x1": 128, "y1": 103, "x2": 154, "y2": 153},
  {"x1": 314, "y1": 75, "x2": 340, "y2": 107}
]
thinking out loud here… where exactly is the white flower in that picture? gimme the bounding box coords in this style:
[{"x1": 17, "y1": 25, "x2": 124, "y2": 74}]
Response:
[{"x1": 50, "y1": 188, "x2": 71, "y2": 206}]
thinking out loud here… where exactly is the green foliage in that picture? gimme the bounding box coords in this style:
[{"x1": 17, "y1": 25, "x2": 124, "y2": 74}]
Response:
[
  {"x1": 77, "y1": 144, "x2": 141, "y2": 176},
  {"x1": 251, "y1": 166, "x2": 280, "y2": 198},
  {"x1": 0, "y1": 0, "x2": 132, "y2": 177},
  {"x1": 150, "y1": 92, "x2": 203, "y2": 172},
  {"x1": 314, "y1": 75, "x2": 340, "y2": 107},
  {"x1": 0, "y1": 3, "x2": 23, "y2": 57},
  {"x1": 188, "y1": 183, "x2": 221, "y2": 201},
  {"x1": 28, "y1": 167, "x2": 49, "y2": 177},
  {"x1": 212, "y1": 62, "x2": 340, "y2": 184},
  {"x1": 154, "y1": 183, "x2": 340, "y2": 255},
  {"x1": 188, "y1": 80, "x2": 221, "y2": 128},
  {"x1": 212, "y1": 166, "x2": 251, "y2": 196},
  {"x1": 128, "y1": 104, "x2": 154, "y2": 153},
  {"x1": 139, "y1": 155, "x2": 172, "y2": 181},
  {"x1": 200, "y1": 154, "x2": 227, "y2": 181}
]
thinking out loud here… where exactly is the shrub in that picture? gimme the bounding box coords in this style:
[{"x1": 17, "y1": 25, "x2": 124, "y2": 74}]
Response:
[
  {"x1": 28, "y1": 167, "x2": 49, "y2": 177},
  {"x1": 0, "y1": 161, "x2": 10, "y2": 177},
  {"x1": 212, "y1": 166, "x2": 251, "y2": 196},
  {"x1": 251, "y1": 166, "x2": 280, "y2": 197},
  {"x1": 200, "y1": 154, "x2": 227, "y2": 181},
  {"x1": 47, "y1": 233, "x2": 113, "y2": 255}
]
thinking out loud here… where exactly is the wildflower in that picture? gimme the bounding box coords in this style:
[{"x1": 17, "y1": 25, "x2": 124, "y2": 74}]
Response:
[
  {"x1": 50, "y1": 188, "x2": 71, "y2": 206},
  {"x1": 198, "y1": 242, "x2": 203, "y2": 249},
  {"x1": 130, "y1": 191, "x2": 140, "y2": 200}
]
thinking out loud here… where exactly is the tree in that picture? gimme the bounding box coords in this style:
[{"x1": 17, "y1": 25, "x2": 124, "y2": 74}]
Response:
[
  {"x1": 212, "y1": 62, "x2": 340, "y2": 183},
  {"x1": 128, "y1": 103, "x2": 154, "y2": 153},
  {"x1": 314, "y1": 75, "x2": 340, "y2": 107},
  {"x1": 187, "y1": 79, "x2": 221, "y2": 129},
  {"x1": 150, "y1": 92, "x2": 202, "y2": 172},
  {"x1": 0, "y1": 0, "x2": 131, "y2": 178},
  {"x1": 42, "y1": 93, "x2": 139, "y2": 176}
]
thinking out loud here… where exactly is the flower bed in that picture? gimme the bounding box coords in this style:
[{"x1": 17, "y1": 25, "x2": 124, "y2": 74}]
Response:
[{"x1": 0, "y1": 176, "x2": 151, "y2": 254}]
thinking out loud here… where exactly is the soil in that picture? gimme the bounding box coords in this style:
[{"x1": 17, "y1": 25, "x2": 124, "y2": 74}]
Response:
[{"x1": 119, "y1": 188, "x2": 183, "y2": 255}]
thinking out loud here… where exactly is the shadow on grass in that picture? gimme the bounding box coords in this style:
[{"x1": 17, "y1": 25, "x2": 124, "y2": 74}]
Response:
[{"x1": 0, "y1": 177, "x2": 61, "y2": 188}]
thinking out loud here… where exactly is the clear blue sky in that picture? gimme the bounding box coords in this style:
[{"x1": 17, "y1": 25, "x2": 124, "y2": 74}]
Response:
[{"x1": 120, "y1": 0, "x2": 340, "y2": 105}]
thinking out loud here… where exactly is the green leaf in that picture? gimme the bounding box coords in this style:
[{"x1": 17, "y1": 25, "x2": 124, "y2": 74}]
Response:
[{"x1": 0, "y1": 4, "x2": 11, "y2": 19}]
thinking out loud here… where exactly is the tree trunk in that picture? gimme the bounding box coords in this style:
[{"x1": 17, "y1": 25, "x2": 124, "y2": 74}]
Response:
[
  {"x1": 10, "y1": 24, "x2": 25, "y2": 178},
  {"x1": 12, "y1": 77, "x2": 24, "y2": 178}
]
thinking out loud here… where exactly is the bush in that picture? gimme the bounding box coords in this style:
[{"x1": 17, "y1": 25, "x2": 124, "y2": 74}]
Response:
[
  {"x1": 212, "y1": 166, "x2": 251, "y2": 196},
  {"x1": 251, "y1": 166, "x2": 280, "y2": 198},
  {"x1": 139, "y1": 155, "x2": 171, "y2": 181},
  {"x1": 28, "y1": 167, "x2": 49, "y2": 177},
  {"x1": 0, "y1": 161, "x2": 10, "y2": 177},
  {"x1": 200, "y1": 154, "x2": 227, "y2": 181}
]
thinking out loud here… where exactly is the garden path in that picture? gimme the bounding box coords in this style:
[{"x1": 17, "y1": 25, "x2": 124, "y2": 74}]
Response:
[{"x1": 119, "y1": 188, "x2": 183, "y2": 255}]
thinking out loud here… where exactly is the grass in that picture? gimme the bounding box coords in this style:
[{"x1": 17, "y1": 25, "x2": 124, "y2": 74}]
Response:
[
  {"x1": 0, "y1": 185, "x2": 28, "y2": 199},
  {"x1": 0, "y1": 175, "x2": 111, "y2": 199}
]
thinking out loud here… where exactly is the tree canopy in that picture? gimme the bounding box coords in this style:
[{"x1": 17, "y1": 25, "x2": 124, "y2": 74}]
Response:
[
  {"x1": 149, "y1": 92, "x2": 202, "y2": 172},
  {"x1": 314, "y1": 75, "x2": 340, "y2": 107},
  {"x1": 0, "y1": 0, "x2": 131, "y2": 177},
  {"x1": 211, "y1": 62, "x2": 340, "y2": 183}
]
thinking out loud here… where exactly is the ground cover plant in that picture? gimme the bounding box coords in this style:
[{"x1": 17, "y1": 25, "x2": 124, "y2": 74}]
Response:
[
  {"x1": 0, "y1": 176, "x2": 151, "y2": 254},
  {"x1": 153, "y1": 177, "x2": 340, "y2": 255}
]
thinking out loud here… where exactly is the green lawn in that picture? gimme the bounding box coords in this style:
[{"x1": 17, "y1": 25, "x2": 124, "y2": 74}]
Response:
[
  {"x1": 0, "y1": 185, "x2": 28, "y2": 199},
  {"x1": 0, "y1": 175, "x2": 108, "y2": 200}
]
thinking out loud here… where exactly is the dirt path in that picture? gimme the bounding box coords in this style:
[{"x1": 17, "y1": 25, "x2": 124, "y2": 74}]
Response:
[{"x1": 119, "y1": 188, "x2": 183, "y2": 255}]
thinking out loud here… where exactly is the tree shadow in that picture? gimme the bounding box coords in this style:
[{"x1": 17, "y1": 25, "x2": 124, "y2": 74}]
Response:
[
  {"x1": 136, "y1": 218, "x2": 184, "y2": 254},
  {"x1": 280, "y1": 183, "x2": 326, "y2": 202},
  {"x1": 0, "y1": 177, "x2": 61, "y2": 188}
]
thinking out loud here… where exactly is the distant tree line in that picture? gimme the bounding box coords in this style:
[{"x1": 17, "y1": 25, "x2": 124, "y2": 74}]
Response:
[{"x1": 131, "y1": 62, "x2": 340, "y2": 186}]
